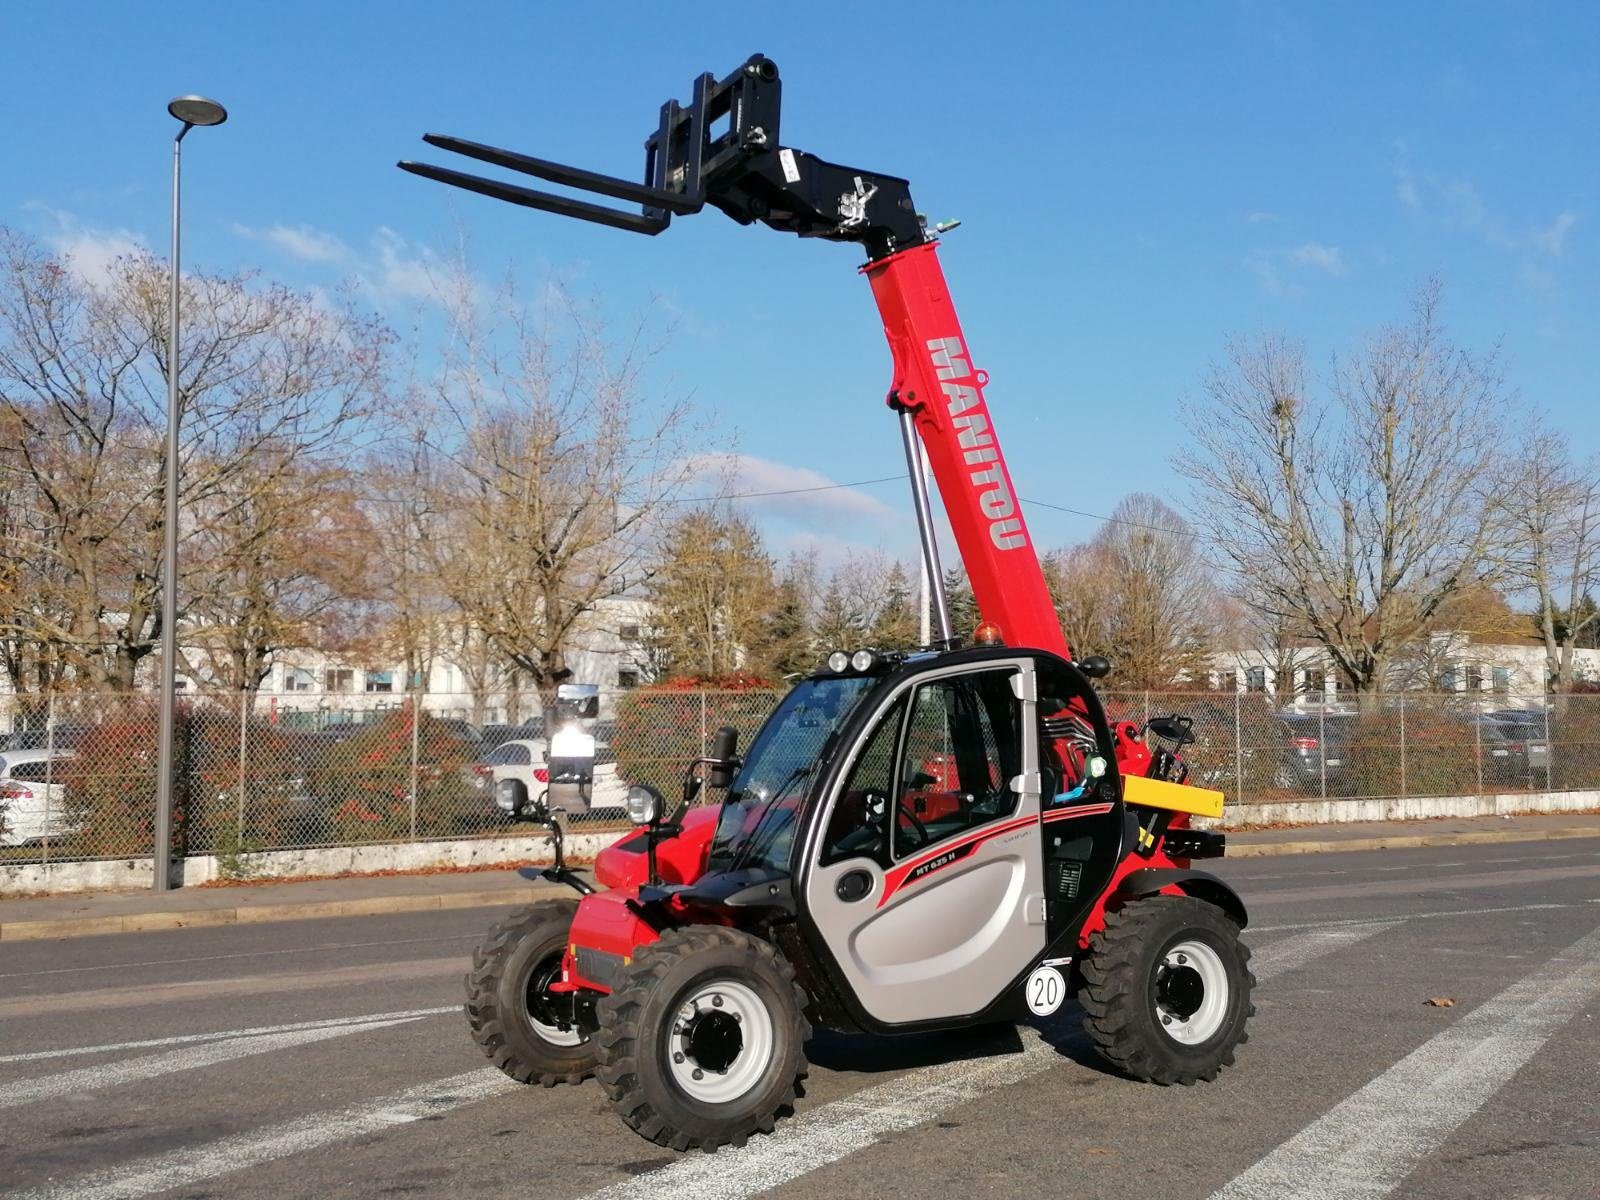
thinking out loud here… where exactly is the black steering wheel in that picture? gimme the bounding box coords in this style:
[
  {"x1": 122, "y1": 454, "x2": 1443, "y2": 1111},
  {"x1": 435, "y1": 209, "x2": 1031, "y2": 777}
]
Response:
[{"x1": 894, "y1": 798, "x2": 930, "y2": 849}]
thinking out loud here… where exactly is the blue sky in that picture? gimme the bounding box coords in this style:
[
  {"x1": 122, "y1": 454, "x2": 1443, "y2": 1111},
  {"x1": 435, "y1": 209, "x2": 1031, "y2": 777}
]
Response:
[{"x1": 4, "y1": 2, "x2": 1596, "y2": 566}]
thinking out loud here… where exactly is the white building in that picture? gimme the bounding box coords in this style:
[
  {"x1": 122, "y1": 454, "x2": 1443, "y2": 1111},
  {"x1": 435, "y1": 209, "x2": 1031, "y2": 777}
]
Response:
[{"x1": 1210, "y1": 630, "x2": 1600, "y2": 709}]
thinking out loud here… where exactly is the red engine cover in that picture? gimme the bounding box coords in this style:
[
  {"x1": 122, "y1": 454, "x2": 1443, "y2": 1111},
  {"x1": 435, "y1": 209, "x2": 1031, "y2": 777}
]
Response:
[{"x1": 592, "y1": 804, "x2": 719, "y2": 890}]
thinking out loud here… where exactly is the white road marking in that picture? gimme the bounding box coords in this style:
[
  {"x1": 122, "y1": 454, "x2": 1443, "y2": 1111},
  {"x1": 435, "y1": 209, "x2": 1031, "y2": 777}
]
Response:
[
  {"x1": 1211, "y1": 919, "x2": 1600, "y2": 1200},
  {"x1": 5, "y1": 1068, "x2": 516, "y2": 1200},
  {"x1": 1248, "y1": 922, "x2": 1396, "y2": 977},
  {"x1": 582, "y1": 1028, "x2": 1063, "y2": 1200},
  {"x1": 0, "y1": 933, "x2": 478, "y2": 979},
  {"x1": 1251, "y1": 900, "x2": 1578, "y2": 933},
  {"x1": 0, "y1": 1014, "x2": 430, "y2": 1109},
  {"x1": 0, "y1": 1006, "x2": 456, "y2": 1065},
  {"x1": 579, "y1": 925, "x2": 1367, "y2": 1200}
]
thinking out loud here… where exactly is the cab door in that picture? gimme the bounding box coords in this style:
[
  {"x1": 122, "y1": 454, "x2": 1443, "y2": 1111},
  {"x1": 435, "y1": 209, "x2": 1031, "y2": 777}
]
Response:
[{"x1": 801, "y1": 660, "x2": 1046, "y2": 1026}]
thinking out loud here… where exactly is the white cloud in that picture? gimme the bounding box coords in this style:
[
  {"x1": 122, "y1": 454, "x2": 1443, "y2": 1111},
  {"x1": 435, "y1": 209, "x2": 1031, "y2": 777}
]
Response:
[
  {"x1": 1246, "y1": 211, "x2": 1280, "y2": 224},
  {"x1": 27, "y1": 207, "x2": 147, "y2": 289},
  {"x1": 1392, "y1": 142, "x2": 1579, "y2": 261},
  {"x1": 1288, "y1": 242, "x2": 1347, "y2": 275},
  {"x1": 367, "y1": 227, "x2": 446, "y2": 304},
  {"x1": 1243, "y1": 250, "x2": 1298, "y2": 299},
  {"x1": 690, "y1": 453, "x2": 901, "y2": 526},
  {"x1": 1531, "y1": 211, "x2": 1578, "y2": 257},
  {"x1": 233, "y1": 222, "x2": 349, "y2": 263}
]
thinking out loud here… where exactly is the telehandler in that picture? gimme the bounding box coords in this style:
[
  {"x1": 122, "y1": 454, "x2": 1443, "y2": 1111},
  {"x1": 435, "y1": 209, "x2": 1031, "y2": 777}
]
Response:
[{"x1": 401, "y1": 54, "x2": 1252, "y2": 1152}]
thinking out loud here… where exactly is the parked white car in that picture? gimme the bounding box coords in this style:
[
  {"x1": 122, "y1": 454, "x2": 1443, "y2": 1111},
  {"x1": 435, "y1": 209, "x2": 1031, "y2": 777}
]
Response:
[
  {"x1": 0, "y1": 750, "x2": 76, "y2": 846},
  {"x1": 469, "y1": 737, "x2": 628, "y2": 819}
]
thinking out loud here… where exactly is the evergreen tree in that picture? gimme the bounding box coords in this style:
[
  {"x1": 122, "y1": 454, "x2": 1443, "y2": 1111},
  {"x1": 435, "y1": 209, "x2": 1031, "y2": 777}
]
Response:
[
  {"x1": 646, "y1": 509, "x2": 775, "y2": 679},
  {"x1": 870, "y1": 561, "x2": 921, "y2": 649},
  {"x1": 943, "y1": 566, "x2": 978, "y2": 641},
  {"x1": 761, "y1": 567, "x2": 816, "y2": 679}
]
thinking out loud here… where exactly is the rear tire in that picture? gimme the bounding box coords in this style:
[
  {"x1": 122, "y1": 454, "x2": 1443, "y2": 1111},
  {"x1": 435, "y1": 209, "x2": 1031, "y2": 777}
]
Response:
[
  {"x1": 595, "y1": 926, "x2": 810, "y2": 1151},
  {"x1": 1080, "y1": 895, "x2": 1253, "y2": 1085},
  {"x1": 465, "y1": 900, "x2": 597, "y2": 1086}
]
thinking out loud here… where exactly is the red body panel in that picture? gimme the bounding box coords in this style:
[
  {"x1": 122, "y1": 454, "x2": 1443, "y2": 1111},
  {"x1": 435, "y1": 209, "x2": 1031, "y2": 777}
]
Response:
[
  {"x1": 1076, "y1": 843, "x2": 1185, "y2": 951},
  {"x1": 866, "y1": 242, "x2": 1068, "y2": 658},
  {"x1": 561, "y1": 890, "x2": 661, "y2": 993},
  {"x1": 592, "y1": 805, "x2": 719, "y2": 889}
]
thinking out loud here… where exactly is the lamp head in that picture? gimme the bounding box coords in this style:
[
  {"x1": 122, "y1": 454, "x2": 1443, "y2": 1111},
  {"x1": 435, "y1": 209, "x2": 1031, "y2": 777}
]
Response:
[{"x1": 168, "y1": 96, "x2": 228, "y2": 128}]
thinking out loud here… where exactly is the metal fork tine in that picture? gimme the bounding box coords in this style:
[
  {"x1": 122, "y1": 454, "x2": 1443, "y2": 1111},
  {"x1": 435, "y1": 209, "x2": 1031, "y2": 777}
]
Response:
[
  {"x1": 421, "y1": 134, "x2": 701, "y2": 215},
  {"x1": 397, "y1": 161, "x2": 669, "y2": 235}
]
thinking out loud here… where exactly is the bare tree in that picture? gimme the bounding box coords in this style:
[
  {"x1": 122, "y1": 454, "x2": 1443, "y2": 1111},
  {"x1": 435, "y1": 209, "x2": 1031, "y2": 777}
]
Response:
[
  {"x1": 1500, "y1": 424, "x2": 1600, "y2": 692},
  {"x1": 422, "y1": 269, "x2": 696, "y2": 714},
  {"x1": 0, "y1": 229, "x2": 386, "y2": 693},
  {"x1": 1046, "y1": 495, "x2": 1220, "y2": 689},
  {"x1": 185, "y1": 464, "x2": 379, "y2": 695},
  {"x1": 1179, "y1": 283, "x2": 1510, "y2": 708}
]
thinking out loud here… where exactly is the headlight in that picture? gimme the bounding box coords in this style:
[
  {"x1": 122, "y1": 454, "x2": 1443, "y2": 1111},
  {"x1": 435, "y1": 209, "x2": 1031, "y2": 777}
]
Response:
[
  {"x1": 850, "y1": 649, "x2": 877, "y2": 672},
  {"x1": 1087, "y1": 755, "x2": 1108, "y2": 778},
  {"x1": 625, "y1": 785, "x2": 661, "y2": 825},
  {"x1": 826, "y1": 650, "x2": 850, "y2": 673}
]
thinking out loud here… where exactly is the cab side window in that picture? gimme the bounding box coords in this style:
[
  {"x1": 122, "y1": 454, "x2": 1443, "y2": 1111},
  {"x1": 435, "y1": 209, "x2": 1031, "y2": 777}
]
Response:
[
  {"x1": 893, "y1": 670, "x2": 1021, "y2": 858},
  {"x1": 821, "y1": 697, "x2": 906, "y2": 866}
]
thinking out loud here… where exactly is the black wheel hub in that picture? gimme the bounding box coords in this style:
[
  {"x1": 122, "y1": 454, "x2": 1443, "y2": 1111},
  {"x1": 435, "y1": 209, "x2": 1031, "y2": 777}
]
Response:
[
  {"x1": 1156, "y1": 964, "x2": 1205, "y2": 1019},
  {"x1": 526, "y1": 954, "x2": 573, "y2": 1031},
  {"x1": 682, "y1": 1009, "x2": 743, "y2": 1073}
]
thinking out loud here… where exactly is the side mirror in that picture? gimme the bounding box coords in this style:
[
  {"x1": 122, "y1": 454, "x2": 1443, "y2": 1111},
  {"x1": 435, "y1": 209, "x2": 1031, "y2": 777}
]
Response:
[
  {"x1": 1146, "y1": 714, "x2": 1196, "y2": 749},
  {"x1": 1076, "y1": 655, "x2": 1112, "y2": 679},
  {"x1": 707, "y1": 725, "x2": 739, "y2": 788},
  {"x1": 546, "y1": 722, "x2": 596, "y2": 814}
]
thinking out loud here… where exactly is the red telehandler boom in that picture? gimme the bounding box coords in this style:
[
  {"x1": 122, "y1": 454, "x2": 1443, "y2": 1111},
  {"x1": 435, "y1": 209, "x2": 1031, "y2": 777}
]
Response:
[{"x1": 403, "y1": 53, "x2": 1252, "y2": 1153}]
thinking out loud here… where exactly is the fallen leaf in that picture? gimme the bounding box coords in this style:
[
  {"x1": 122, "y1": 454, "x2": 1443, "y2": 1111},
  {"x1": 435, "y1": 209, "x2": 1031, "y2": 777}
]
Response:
[{"x1": 1425, "y1": 997, "x2": 1456, "y2": 1007}]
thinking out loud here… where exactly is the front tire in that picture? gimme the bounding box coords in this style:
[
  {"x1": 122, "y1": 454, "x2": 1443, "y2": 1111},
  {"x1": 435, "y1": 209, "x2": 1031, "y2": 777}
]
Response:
[
  {"x1": 465, "y1": 900, "x2": 597, "y2": 1086},
  {"x1": 1080, "y1": 895, "x2": 1253, "y2": 1085},
  {"x1": 595, "y1": 926, "x2": 810, "y2": 1151}
]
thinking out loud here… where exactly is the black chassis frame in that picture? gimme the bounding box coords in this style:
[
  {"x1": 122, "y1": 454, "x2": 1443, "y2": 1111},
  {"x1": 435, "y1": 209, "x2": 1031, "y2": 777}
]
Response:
[{"x1": 644, "y1": 644, "x2": 1141, "y2": 1038}]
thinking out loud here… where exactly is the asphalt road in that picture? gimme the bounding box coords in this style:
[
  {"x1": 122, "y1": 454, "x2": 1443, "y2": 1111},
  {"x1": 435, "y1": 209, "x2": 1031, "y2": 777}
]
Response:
[{"x1": 2, "y1": 839, "x2": 1598, "y2": 1200}]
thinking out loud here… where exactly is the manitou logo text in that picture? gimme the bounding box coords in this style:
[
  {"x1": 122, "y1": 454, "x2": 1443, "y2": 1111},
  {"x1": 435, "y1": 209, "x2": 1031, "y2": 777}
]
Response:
[{"x1": 926, "y1": 337, "x2": 1026, "y2": 550}]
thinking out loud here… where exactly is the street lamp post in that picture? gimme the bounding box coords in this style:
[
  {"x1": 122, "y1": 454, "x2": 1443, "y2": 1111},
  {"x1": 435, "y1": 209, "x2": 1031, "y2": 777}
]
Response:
[{"x1": 153, "y1": 95, "x2": 227, "y2": 892}]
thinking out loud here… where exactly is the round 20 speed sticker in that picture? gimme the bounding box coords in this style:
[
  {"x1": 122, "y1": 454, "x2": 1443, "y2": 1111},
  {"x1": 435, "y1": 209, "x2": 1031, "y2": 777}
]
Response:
[{"x1": 1025, "y1": 965, "x2": 1066, "y2": 1015}]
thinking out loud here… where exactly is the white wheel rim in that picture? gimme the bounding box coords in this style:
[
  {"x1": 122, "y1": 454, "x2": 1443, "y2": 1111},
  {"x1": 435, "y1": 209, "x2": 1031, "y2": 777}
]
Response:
[
  {"x1": 667, "y1": 980, "x2": 774, "y2": 1104},
  {"x1": 1155, "y1": 938, "x2": 1229, "y2": 1045},
  {"x1": 530, "y1": 1012, "x2": 585, "y2": 1047},
  {"x1": 526, "y1": 956, "x2": 586, "y2": 1047}
]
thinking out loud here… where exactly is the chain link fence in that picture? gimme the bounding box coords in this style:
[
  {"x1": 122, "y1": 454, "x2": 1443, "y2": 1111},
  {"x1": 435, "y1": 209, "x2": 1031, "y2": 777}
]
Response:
[{"x1": 3, "y1": 687, "x2": 1599, "y2": 869}]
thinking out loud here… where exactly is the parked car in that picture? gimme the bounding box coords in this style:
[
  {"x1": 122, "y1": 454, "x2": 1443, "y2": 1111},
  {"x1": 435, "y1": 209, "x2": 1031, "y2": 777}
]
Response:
[
  {"x1": 0, "y1": 750, "x2": 77, "y2": 846},
  {"x1": 429, "y1": 718, "x2": 483, "y2": 749},
  {"x1": 1474, "y1": 710, "x2": 1551, "y2": 784},
  {"x1": 469, "y1": 737, "x2": 627, "y2": 820},
  {"x1": 480, "y1": 720, "x2": 545, "y2": 751},
  {"x1": 1273, "y1": 713, "x2": 1356, "y2": 792}
]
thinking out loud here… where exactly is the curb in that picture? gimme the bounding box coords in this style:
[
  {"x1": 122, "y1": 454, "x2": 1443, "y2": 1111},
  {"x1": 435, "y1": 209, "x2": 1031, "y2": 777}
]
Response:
[
  {"x1": 1226, "y1": 824, "x2": 1600, "y2": 858},
  {"x1": 3, "y1": 825, "x2": 1597, "y2": 943},
  {"x1": 0, "y1": 884, "x2": 559, "y2": 943}
]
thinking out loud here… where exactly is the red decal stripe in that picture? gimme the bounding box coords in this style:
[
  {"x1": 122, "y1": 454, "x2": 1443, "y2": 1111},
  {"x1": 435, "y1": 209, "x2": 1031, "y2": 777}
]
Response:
[
  {"x1": 1042, "y1": 802, "x2": 1114, "y2": 824},
  {"x1": 879, "y1": 813, "x2": 1037, "y2": 906}
]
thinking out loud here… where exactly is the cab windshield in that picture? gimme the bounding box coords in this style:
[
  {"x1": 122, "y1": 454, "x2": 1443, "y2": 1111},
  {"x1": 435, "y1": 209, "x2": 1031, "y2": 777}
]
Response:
[{"x1": 710, "y1": 676, "x2": 876, "y2": 872}]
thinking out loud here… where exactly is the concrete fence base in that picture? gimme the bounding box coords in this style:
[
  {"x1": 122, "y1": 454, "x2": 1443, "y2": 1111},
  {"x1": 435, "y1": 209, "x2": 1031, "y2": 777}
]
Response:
[
  {"x1": 5, "y1": 788, "x2": 1599, "y2": 896},
  {"x1": 1202, "y1": 788, "x2": 1600, "y2": 830},
  {"x1": 0, "y1": 828, "x2": 623, "y2": 897}
]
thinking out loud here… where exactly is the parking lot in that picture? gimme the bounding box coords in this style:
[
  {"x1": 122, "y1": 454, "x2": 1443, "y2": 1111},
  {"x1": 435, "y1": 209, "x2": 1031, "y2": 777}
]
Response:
[{"x1": 2, "y1": 838, "x2": 1597, "y2": 1200}]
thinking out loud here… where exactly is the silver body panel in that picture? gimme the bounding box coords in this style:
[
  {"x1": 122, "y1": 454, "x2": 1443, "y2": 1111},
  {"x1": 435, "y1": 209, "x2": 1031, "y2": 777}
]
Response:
[{"x1": 801, "y1": 658, "x2": 1047, "y2": 1025}]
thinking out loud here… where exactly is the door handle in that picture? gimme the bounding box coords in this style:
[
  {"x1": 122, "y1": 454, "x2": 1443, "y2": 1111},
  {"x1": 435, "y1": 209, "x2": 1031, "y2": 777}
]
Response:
[{"x1": 835, "y1": 870, "x2": 873, "y2": 902}]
